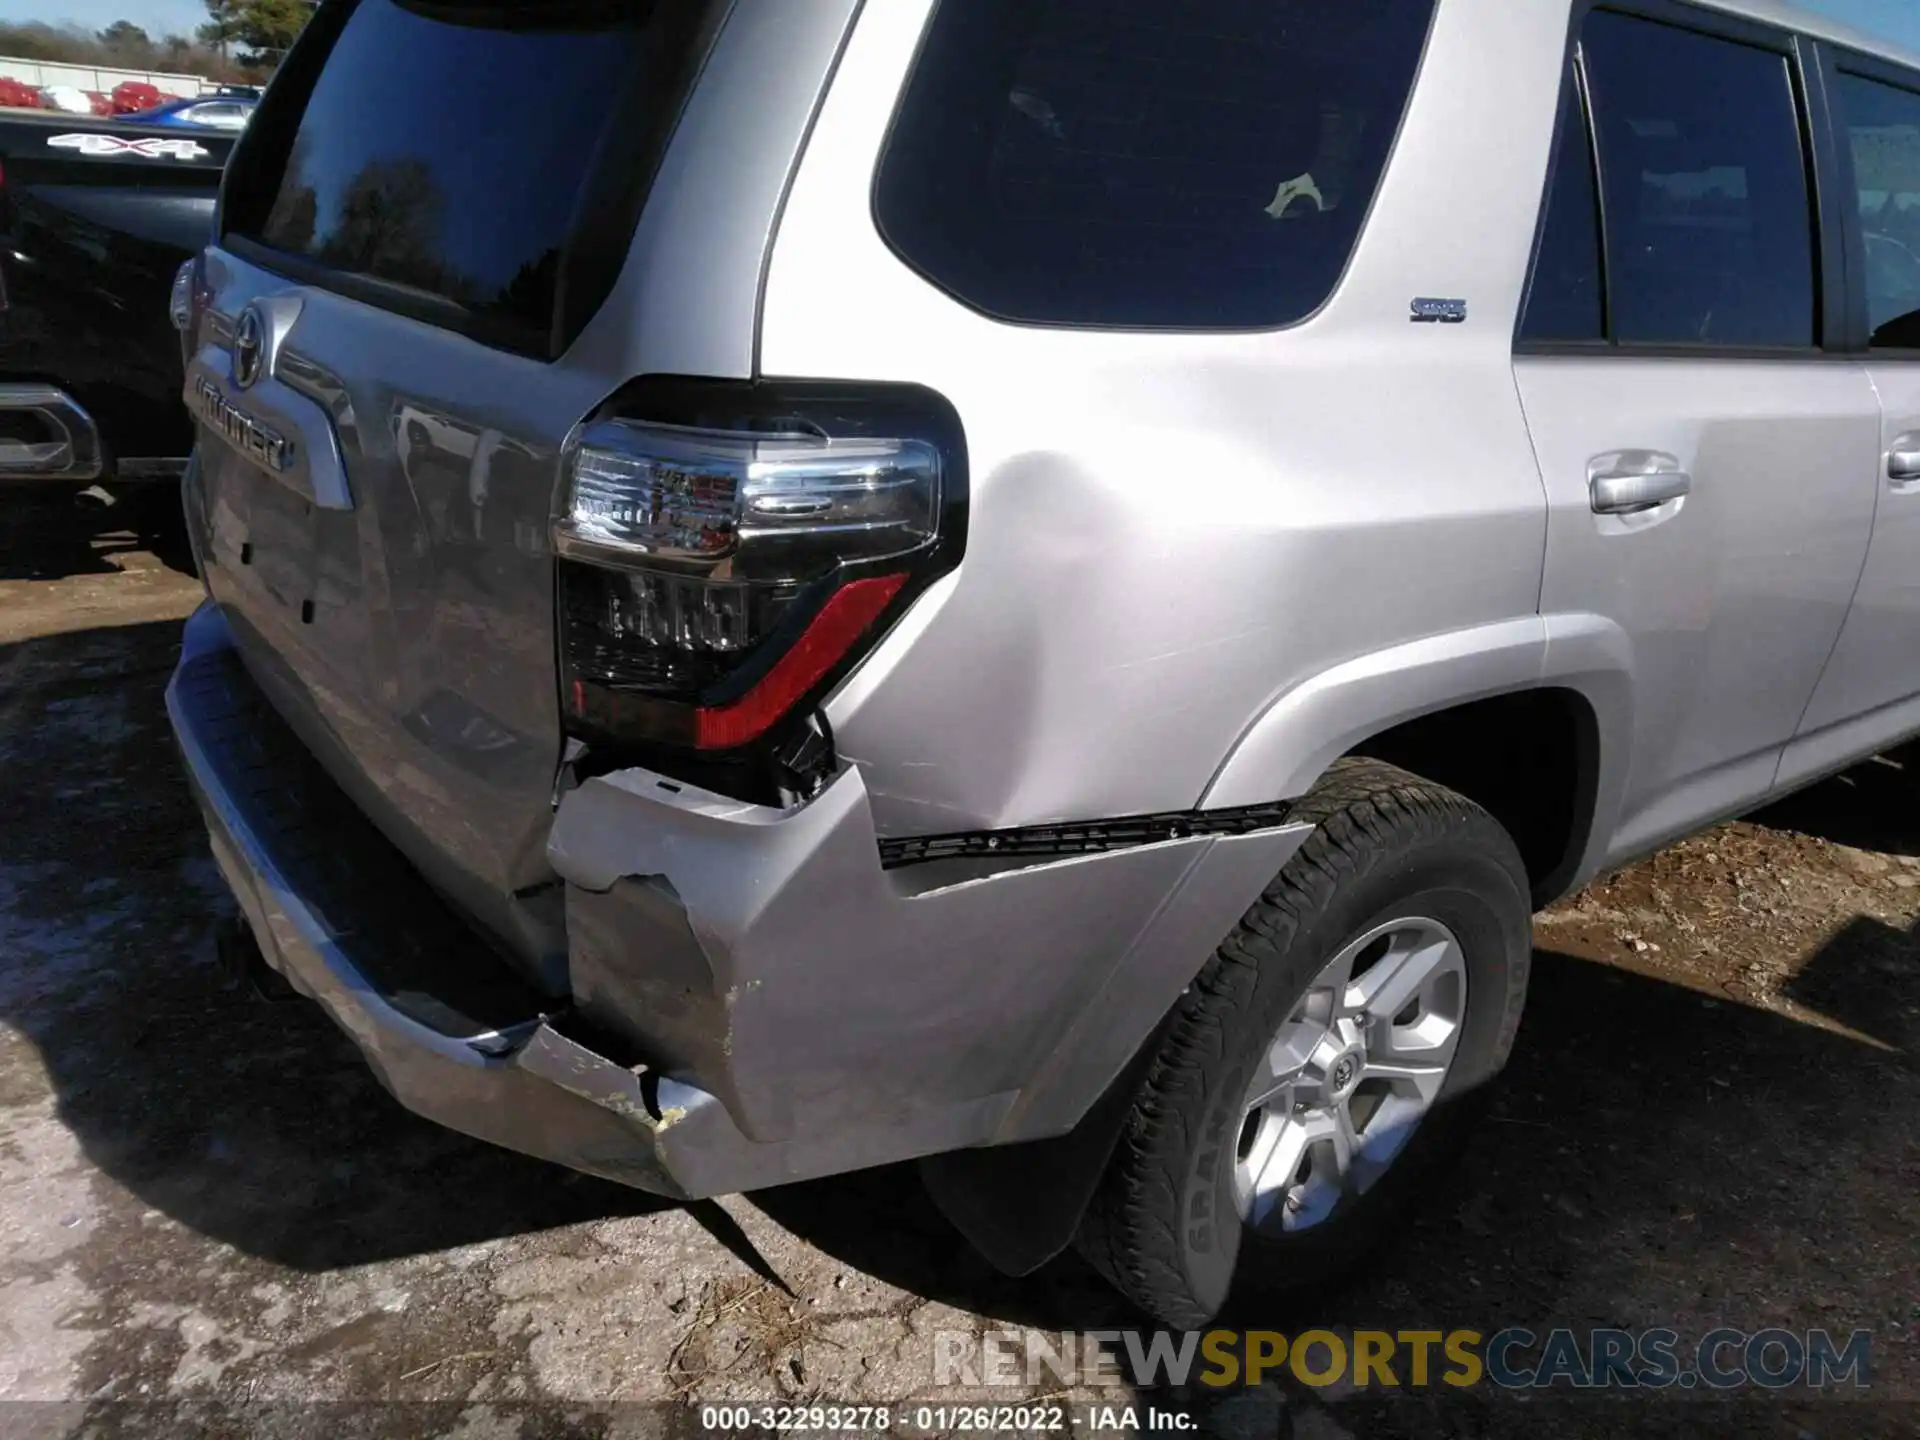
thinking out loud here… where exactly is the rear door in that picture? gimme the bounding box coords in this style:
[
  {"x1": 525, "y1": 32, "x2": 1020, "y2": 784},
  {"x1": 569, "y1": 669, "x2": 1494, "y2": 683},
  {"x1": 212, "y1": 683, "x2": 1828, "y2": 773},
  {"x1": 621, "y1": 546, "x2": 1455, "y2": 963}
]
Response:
[
  {"x1": 1513, "y1": 3, "x2": 1880, "y2": 863},
  {"x1": 1786, "y1": 52, "x2": 1920, "y2": 778},
  {"x1": 187, "y1": 0, "x2": 727, "y2": 979}
]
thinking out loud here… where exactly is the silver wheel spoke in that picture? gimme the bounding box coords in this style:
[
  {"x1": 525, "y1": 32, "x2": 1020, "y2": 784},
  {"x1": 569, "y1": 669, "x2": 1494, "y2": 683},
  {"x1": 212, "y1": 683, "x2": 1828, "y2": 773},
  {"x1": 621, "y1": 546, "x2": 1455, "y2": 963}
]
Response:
[
  {"x1": 1348, "y1": 932, "x2": 1459, "y2": 1023},
  {"x1": 1311, "y1": 939, "x2": 1361, "y2": 1005},
  {"x1": 1239, "y1": 1113, "x2": 1289, "y2": 1215},
  {"x1": 1352, "y1": 1093, "x2": 1427, "y2": 1180},
  {"x1": 1243, "y1": 1020, "x2": 1320, "y2": 1111},
  {"x1": 1328, "y1": 1100, "x2": 1359, "y2": 1177},
  {"x1": 1282, "y1": 1108, "x2": 1355, "y2": 1231},
  {"x1": 1361, "y1": 1055, "x2": 1450, "y2": 1104},
  {"x1": 1246, "y1": 1112, "x2": 1312, "y2": 1222}
]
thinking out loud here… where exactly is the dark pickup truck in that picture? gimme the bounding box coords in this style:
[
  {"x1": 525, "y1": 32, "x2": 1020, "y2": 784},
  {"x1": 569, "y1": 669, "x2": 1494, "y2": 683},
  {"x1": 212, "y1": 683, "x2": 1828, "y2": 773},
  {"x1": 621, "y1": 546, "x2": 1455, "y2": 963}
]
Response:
[{"x1": 0, "y1": 110, "x2": 233, "y2": 498}]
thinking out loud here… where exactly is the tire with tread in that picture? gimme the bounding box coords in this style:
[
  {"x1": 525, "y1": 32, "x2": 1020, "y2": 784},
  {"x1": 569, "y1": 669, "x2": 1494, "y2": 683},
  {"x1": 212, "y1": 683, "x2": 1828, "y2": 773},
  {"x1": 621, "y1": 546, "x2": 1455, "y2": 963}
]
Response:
[{"x1": 1076, "y1": 757, "x2": 1532, "y2": 1327}]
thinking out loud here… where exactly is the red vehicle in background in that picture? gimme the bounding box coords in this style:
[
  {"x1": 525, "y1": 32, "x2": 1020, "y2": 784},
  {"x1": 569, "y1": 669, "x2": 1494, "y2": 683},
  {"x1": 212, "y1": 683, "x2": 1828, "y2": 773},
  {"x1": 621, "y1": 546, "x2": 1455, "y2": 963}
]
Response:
[
  {"x1": 0, "y1": 80, "x2": 170, "y2": 115},
  {"x1": 111, "y1": 81, "x2": 163, "y2": 115}
]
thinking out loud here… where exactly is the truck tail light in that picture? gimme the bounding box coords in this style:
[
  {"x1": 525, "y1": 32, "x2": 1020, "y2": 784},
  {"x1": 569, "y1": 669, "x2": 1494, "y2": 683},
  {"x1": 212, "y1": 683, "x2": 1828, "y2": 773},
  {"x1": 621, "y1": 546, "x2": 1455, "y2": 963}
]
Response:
[
  {"x1": 553, "y1": 381, "x2": 967, "y2": 758},
  {"x1": 170, "y1": 253, "x2": 211, "y2": 366},
  {"x1": 169, "y1": 257, "x2": 198, "y2": 333}
]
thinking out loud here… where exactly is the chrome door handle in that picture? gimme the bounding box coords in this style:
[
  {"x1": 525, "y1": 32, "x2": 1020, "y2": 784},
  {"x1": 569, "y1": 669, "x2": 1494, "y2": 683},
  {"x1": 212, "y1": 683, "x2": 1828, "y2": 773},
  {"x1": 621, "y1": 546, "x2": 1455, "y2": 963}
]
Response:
[
  {"x1": 1588, "y1": 451, "x2": 1692, "y2": 515},
  {"x1": 1889, "y1": 437, "x2": 1920, "y2": 483}
]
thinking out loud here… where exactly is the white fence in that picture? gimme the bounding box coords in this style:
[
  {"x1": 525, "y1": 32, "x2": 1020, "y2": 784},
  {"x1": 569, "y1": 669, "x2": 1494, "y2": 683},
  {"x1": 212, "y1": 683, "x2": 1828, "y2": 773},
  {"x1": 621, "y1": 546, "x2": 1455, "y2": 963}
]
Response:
[{"x1": 0, "y1": 56, "x2": 212, "y2": 100}]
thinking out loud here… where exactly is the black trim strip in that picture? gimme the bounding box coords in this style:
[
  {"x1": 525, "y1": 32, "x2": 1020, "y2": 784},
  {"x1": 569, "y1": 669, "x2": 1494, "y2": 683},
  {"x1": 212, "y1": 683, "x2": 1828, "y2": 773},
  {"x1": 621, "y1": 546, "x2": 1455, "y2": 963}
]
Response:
[
  {"x1": 1515, "y1": 341, "x2": 1853, "y2": 361},
  {"x1": 1794, "y1": 31, "x2": 1854, "y2": 354},
  {"x1": 1577, "y1": 39, "x2": 1611, "y2": 344},
  {"x1": 878, "y1": 802, "x2": 1298, "y2": 870}
]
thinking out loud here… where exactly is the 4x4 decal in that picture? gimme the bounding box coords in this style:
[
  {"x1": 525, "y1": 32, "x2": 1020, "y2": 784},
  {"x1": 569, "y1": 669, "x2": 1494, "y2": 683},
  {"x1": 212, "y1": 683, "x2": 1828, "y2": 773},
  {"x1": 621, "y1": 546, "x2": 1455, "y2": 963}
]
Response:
[{"x1": 47, "y1": 133, "x2": 209, "y2": 163}]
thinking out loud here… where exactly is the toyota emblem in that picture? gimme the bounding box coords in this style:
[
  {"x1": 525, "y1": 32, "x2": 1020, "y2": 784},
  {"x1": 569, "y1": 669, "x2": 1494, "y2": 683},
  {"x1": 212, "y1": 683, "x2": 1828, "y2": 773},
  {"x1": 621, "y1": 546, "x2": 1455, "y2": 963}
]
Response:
[{"x1": 232, "y1": 305, "x2": 266, "y2": 390}]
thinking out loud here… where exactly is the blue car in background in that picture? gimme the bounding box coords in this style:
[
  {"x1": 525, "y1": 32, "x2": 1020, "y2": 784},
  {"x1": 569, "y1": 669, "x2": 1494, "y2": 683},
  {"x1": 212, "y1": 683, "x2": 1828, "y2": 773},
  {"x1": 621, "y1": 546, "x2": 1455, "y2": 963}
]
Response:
[{"x1": 130, "y1": 95, "x2": 256, "y2": 132}]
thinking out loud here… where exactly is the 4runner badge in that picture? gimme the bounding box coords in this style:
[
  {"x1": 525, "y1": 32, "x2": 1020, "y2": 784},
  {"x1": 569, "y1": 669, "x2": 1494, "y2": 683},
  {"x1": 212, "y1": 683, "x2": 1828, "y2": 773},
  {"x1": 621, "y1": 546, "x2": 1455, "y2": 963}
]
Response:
[
  {"x1": 1410, "y1": 297, "x2": 1469, "y2": 325},
  {"x1": 194, "y1": 376, "x2": 294, "y2": 473},
  {"x1": 47, "y1": 133, "x2": 210, "y2": 163}
]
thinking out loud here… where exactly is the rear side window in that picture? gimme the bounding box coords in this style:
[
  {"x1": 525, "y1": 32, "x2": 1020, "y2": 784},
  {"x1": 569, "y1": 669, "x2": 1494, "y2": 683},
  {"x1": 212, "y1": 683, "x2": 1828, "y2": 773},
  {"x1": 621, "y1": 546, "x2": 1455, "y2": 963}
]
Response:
[
  {"x1": 1832, "y1": 71, "x2": 1920, "y2": 349},
  {"x1": 226, "y1": 0, "x2": 723, "y2": 358},
  {"x1": 1580, "y1": 10, "x2": 1816, "y2": 348},
  {"x1": 874, "y1": 0, "x2": 1439, "y2": 330}
]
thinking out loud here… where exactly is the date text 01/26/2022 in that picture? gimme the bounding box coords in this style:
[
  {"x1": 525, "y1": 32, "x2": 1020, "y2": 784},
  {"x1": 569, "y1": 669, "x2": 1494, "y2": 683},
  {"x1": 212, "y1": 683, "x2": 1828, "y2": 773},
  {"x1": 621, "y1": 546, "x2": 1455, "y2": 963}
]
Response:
[{"x1": 699, "y1": 1404, "x2": 1196, "y2": 1433}]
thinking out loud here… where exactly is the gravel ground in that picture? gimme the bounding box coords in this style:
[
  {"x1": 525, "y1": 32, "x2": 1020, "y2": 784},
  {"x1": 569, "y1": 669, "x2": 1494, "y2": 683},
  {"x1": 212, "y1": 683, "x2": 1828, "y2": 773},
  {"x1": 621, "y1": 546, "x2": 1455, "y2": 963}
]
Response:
[{"x1": 0, "y1": 492, "x2": 1913, "y2": 1439}]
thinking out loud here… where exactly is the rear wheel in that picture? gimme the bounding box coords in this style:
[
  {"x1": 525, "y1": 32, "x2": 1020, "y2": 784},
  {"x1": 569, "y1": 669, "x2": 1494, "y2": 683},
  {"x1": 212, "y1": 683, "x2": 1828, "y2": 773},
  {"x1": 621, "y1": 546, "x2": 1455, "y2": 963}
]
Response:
[{"x1": 1076, "y1": 758, "x2": 1532, "y2": 1327}]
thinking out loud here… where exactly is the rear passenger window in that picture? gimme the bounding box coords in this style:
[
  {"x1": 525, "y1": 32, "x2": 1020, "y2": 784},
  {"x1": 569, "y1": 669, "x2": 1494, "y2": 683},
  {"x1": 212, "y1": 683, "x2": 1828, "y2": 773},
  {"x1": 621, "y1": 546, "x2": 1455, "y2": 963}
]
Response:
[
  {"x1": 1581, "y1": 11, "x2": 1816, "y2": 348},
  {"x1": 874, "y1": 0, "x2": 1439, "y2": 330},
  {"x1": 1833, "y1": 71, "x2": 1920, "y2": 349},
  {"x1": 1521, "y1": 81, "x2": 1606, "y2": 344}
]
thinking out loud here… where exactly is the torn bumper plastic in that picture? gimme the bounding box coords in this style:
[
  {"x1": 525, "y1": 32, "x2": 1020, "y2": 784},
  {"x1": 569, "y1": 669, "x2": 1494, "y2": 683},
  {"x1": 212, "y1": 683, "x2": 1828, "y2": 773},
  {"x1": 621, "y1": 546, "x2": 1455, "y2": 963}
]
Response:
[{"x1": 168, "y1": 600, "x2": 1312, "y2": 1198}]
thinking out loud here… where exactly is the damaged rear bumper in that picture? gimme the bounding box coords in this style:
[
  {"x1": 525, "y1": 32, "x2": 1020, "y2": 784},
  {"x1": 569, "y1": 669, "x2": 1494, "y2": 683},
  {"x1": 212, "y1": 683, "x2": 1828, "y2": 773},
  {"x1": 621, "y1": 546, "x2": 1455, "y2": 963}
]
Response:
[
  {"x1": 168, "y1": 601, "x2": 1311, "y2": 1198},
  {"x1": 168, "y1": 604, "x2": 775, "y2": 1199}
]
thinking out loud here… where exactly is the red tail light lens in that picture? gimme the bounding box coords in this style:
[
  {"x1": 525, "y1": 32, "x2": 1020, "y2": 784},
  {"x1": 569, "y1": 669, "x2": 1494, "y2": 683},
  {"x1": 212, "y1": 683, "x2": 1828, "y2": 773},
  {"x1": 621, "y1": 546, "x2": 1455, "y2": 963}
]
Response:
[{"x1": 690, "y1": 573, "x2": 907, "y2": 750}]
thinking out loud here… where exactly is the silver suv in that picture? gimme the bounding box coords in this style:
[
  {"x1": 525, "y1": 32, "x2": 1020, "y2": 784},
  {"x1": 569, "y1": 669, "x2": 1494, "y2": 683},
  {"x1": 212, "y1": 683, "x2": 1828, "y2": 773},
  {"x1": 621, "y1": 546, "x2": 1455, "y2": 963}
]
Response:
[{"x1": 166, "y1": 0, "x2": 1920, "y2": 1326}]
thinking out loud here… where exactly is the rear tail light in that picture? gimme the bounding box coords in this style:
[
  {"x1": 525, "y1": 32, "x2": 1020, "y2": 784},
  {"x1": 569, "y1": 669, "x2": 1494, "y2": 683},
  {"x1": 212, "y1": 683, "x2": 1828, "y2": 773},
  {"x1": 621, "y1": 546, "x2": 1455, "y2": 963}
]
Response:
[
  {"x1": 553, "y1": 383, "x2": 966, "y2": 761},
  {"x1": 169, "y1": 258, "x2": 196, "y2": 333},
  {"x1": 558, "y1": 426, "x2": 941, "y2": 574},
  {"x1": 170, "y1": 253, "x2": 210, "y2": 344}
]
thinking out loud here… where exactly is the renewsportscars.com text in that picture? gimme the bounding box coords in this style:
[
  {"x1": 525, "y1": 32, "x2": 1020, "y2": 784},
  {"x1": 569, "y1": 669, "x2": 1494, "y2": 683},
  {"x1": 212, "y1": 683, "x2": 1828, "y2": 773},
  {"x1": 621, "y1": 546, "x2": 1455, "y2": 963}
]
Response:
[{"x1": 933, "y1": 1327, "x2": 1874, "y2": 1391}]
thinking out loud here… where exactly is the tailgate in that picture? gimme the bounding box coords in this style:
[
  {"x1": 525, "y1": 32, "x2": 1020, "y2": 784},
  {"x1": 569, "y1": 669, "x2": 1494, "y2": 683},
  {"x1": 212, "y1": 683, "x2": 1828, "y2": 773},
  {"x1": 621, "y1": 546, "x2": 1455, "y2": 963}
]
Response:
[
  {"x1": 184, "y1": 0, "x2": 730, "y2": 984},
  {"x1": 188, "y1": 280, "x2": 611, "y2": 977}
]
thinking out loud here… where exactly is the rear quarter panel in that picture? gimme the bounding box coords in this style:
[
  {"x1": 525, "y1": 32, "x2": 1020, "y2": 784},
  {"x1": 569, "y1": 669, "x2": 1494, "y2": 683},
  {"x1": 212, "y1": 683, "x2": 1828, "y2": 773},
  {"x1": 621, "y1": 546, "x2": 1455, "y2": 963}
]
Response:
[{"x1": 761, "y1": 0, "x2": 1572, "y2": 835}]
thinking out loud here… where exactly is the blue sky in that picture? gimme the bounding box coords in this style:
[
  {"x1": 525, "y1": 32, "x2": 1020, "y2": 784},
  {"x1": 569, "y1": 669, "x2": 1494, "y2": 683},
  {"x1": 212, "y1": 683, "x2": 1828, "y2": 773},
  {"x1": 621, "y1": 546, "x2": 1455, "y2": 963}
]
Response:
[
  {"x1": 4, "y1": 0, "x2": 1920, "y2": 50},
  {"x1": 8, "y1": 1, "x2": 211, "y2": 41},
  {"x1": 1798, "y1": 0, "x2": 1920, "y2": 50}
]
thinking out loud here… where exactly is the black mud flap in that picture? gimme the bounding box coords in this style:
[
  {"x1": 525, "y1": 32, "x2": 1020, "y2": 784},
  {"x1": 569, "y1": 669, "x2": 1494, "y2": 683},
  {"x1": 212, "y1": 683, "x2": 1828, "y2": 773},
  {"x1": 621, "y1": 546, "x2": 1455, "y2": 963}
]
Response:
[
  {"x1": 918, "y1": 1049, "x2": 1149, "y2": 1277},
  {"x1": 214, "y1": 913, "x2": 298, "y2": 1002}
]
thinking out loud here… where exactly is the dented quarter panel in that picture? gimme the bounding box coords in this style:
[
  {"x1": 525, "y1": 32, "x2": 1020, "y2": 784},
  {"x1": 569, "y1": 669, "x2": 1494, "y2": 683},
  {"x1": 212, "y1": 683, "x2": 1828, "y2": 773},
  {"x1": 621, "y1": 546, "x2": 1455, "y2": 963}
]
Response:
[{"x1": 766, "y1": 0, "x2": 1562, "y2": 836}]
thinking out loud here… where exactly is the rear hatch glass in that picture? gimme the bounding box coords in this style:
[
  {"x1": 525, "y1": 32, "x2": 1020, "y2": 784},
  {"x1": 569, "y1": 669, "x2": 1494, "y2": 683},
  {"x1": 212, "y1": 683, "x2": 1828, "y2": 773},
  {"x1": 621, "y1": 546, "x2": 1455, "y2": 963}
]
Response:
[{"x1": 223, "y1": 0, "x2": 725, "y2": 358}]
